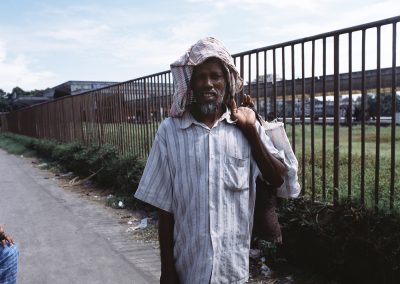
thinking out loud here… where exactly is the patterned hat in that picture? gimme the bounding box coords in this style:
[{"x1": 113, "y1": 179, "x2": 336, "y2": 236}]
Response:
[{"x1": 169, "y1": 37, "x2": 243, "y2": 117}]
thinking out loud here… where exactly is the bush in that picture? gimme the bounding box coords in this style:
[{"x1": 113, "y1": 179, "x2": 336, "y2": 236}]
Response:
[
  {"x1": 278, "y1": 198, "x2": 400, "y2": 284},
  {"x1": 51, "y1": 142, "x2": 84, "y2": 171},
  {"x1": 32, "y1": 138, "x2": 58, "y2": 159}
]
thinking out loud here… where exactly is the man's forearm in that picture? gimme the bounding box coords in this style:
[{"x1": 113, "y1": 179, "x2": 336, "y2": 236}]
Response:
[
  {"x1": 230, "y1": 101, "x2": 286, "y2": 187},
  {"x1": 158, "y1": 209, "x2": 179, "y2": 283},
  {"x1": 243, "y1": 125, "x2": 286, "y2": 187}
]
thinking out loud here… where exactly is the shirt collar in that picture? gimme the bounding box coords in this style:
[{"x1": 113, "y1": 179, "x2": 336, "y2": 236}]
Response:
[{"x1": 179, "y1": 104, "x2": 236, "y2": 129}]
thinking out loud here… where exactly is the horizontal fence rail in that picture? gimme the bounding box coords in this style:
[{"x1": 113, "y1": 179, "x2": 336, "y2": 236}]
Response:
[{"x1": 1, "y1": 16, "x2": 399, "y2": 209}]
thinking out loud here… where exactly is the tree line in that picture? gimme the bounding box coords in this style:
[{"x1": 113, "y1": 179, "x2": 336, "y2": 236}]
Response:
[{"x1": 0, "y1": 87, "x2": 48, "y2": 112}]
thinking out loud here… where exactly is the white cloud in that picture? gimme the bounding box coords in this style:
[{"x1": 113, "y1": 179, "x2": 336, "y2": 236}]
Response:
[
  {"x1": 36, "y1": 23, "x2": 111, "y2": 43},
  {"x1": 91, "y1": 12, "x2": 220, "y2": 76},
  {"x1": 0, "y1": 5, "x2": 207, "y2": 79},
  {"x1": 0, "y1": 41, "x2": 56, "y2": 92},
  {"x1": 0, "y1": 0, "x2": 398, "y2": 92},
  {"x1": 186, "y1": 0, "x2": 325, "y2": 12}
]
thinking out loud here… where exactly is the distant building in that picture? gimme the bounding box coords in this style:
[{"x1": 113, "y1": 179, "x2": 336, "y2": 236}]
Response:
[
  {"x1": 12, "y1": 80, "x2": 119, "y2": 108},
  {"x1": 45, "y1": 80, "x2": 119, "y2": 99},
  {"x1": 12, "y1": 96, "x2": 51, "y2": 109}
]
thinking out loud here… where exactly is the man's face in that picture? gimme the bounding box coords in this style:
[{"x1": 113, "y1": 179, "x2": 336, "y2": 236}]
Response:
[{"x1": 191, "y1": 58, "x2": 227, "y2": 115}]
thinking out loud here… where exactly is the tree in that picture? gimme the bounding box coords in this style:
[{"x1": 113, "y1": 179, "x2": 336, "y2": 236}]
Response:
[
  {"x1": 11, "y1": 87, "x2": 27, "y2": 99},
  {"x1": 10, "y1": 86, "x2": 46, "y2": 98},
  {"x1": 0, "y1": 98, "x2": 12, "y2": 112},
  {"x1": 354, "y1": 93, "x2": 400, "y2": 120},
  {"x1": 367, "y1": 95, "x2": 376, "y2": 120},
  {"x1": 0, "y1": 89, "x2": 11, "y2": 111},
  {"x1": 380, "y1": 93, "x2": 400, "y2": 116}
]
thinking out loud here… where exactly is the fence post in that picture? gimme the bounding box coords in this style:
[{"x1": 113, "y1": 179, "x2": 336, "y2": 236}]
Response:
[{"x1": 333, "y1": 35, "x2": 340, "y2": 206}]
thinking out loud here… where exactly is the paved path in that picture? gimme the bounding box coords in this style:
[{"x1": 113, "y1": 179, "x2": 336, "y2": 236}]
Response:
[{"x1": 0, "y1": 149, "x2": 160, "y2": 284}]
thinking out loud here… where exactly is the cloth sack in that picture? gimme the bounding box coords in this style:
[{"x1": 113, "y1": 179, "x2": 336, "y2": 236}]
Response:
[
  {"x1": 252, "y1": 114, "x2": 301, "y2": 243},
  {"x1": 259, "y1": 116, "x2": 301, "y2": 199},
  {"x1": 253, "y1": 177, "x2": 282, "y2": 243}
]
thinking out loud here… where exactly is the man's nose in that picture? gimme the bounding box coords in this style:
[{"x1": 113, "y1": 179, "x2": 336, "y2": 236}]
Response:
[{"x1": 204, "y1": 77, "x2": 213, "y2": 88}]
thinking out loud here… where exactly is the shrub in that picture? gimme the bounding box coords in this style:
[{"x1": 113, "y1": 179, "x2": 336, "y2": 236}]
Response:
[
  {"x1": 278, "y1": 198, "x2": 400, "y2": 284},
  {"x1": 98, "y1": 155, "x2": 145, "y2": 196},
  {"x1": 32, "y1": 138, "x2": 58, "y2": 159}
]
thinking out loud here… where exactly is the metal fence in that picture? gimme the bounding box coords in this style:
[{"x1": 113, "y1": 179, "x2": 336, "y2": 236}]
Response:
[{"x1": 1, "y1": 16, "x2": 399, "y2": 209}]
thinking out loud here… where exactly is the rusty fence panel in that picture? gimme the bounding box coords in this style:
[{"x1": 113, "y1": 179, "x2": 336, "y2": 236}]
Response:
[
  {"x1": 0, "y1": 16, "x2": 399, "y2": 209},
  {"x1": 231, "y1": 16, "x2": 400, "y2": 209}
]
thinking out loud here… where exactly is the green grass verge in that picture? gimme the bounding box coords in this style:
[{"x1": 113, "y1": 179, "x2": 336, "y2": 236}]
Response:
[
  {"x1": 0, "y1": 134, "x2": 37, "y2": 156},
  {"x1": 0, "y1": 132, "x2": 147, "y2": 209}
]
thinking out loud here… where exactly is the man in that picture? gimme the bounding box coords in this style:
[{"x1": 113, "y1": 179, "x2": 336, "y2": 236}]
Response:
[
  {"x1": 0, "y1": 225, "x2": 18, "y2": 284},
  {"x1": 135, "y1": 37, "x2": 286, "y2": 283}
]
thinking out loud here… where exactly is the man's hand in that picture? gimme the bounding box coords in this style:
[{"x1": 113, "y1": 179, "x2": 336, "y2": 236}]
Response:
[
  {"x1": 229, "y1": 94, "x2": 286, "y2": 187},
  {"x1": 229, "y1": 95, "x2": 257, "y2": 131},
  {"x1": 0, "y1": 224, "x2": 15, "y2": 247},
  {"x1": 160, "y1": 269, "x2": 179, "y2": 284},
  {"x1": 240, "y1": 94, "x2": 255, "y2": 108},
  {"x1": 158, "y1": 210, "x2": 179, "y2": 284}
]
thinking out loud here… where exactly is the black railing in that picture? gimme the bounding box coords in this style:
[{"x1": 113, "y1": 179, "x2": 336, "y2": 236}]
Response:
[{"x1": 1, "y1": 16, "x2": 399, "y2": 209}]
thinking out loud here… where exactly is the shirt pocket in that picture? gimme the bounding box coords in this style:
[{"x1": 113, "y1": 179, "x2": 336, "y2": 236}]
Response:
[{"x1": 223, "y1": 154, "x2": 250, "y2": 191}]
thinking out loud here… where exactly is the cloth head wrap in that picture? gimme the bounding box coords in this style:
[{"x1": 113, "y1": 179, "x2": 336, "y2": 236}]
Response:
[{"x1": 169, "y1": 37, "x2": 243, "y2": 117}]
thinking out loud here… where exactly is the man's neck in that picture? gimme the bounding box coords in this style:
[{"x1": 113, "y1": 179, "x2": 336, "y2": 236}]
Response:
[{"x1": 190, "y1": 105, "x2": 224, "y2": 129}]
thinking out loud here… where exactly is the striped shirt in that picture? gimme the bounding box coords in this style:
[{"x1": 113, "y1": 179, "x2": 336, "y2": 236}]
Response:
[{"x1": 135, "y1": 108, "x2": 282, "y2": 284}]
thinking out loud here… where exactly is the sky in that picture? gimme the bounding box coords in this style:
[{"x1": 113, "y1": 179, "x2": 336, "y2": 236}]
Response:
[{"x1": 0, "y1": 0, "x2": 399, "y2": 93}]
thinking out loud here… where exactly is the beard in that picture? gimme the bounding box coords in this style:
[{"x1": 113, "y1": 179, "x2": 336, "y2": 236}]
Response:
[
  {"x1": 198, "y1": 101, "x2": 221, "y2": 115},
  {"x1": 191, "y1": 91, "x2": 225, "y2": 116}
]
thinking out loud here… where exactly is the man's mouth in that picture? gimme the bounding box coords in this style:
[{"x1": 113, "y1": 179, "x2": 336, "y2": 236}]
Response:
[{"x1": 199, "y1": 92, "x2": 218, "y2": 98}]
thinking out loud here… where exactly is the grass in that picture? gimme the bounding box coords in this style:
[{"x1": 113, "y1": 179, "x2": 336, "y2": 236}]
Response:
[
  {"x1": 285, "y1": 124, "x2": 400, "y2": 209},
  {"x1": 286, "y1": 123, "x2": 400, "y2": 158},
  {"x1": 79, "y1": 122, "x2": 159, "y2": 158},
  {"x1": 0, "y1": 133, "x2": 36, "y2": 156}
]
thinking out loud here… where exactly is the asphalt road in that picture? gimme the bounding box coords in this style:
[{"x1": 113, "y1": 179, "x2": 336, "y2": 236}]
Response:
[{"x1": 0, "y1": 149, "x2": 159, "y2": 284}]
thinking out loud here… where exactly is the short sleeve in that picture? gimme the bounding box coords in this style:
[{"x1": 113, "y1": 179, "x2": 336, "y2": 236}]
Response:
[{"x1": 134, "y1": 131, "x2": 173, "y2": 213}]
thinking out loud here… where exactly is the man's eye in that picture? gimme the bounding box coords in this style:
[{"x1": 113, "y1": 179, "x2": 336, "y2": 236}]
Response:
[
  {"x1": 211, "y1": 74, "x2": 223, "y2": 80},
  {"x1": 195, "y1": 74, "x2": 207, "y2": 80}
]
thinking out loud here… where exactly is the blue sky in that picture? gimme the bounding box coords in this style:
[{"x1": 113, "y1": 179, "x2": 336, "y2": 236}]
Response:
[{"x1": 0, "y1": 0, "x2": 399, "y2": 92}]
